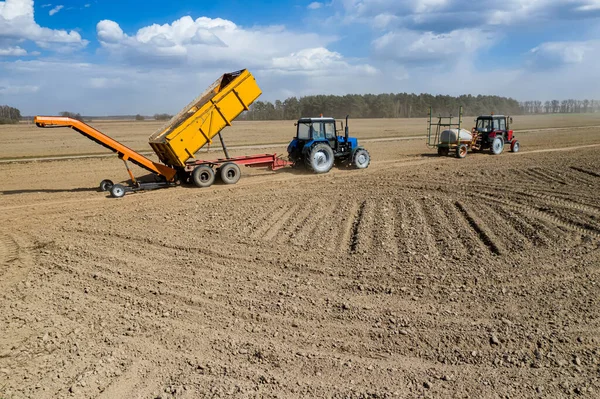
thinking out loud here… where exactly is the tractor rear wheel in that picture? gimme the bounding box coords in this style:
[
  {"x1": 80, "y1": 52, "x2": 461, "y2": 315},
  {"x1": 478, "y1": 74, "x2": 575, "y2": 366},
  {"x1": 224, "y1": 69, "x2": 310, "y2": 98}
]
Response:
[
  {"x1": 99, "y1": 179, "x2": 113, "y2": 192},
  {"x1": 490, "y1": 137, "x2": 504, "y2": 155},
  {"x1": 510, "y1": 139, "x2": 520, "y2": 153},
  {"x1": 353, "y1": 148, "x2": 370, "y2": 169},
  {"x1": 456, "y1": 144, "x2": 468, "y2": 159},
  {"x1": 306, "y1": 143, "x2": 334, "y2": 174},
  {"x1": 192, "y1": 165, "x2": 215, "y2": 188},
  {"x1": 219, "y1": 162, "x2": 241, "y2": 184}
]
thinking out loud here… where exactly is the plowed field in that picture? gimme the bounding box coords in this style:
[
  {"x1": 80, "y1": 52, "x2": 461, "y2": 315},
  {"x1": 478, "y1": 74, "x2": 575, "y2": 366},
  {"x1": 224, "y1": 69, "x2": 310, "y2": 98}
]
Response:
[{"x1": 1, "y1": 118, "x2": 599, "y2": 398}]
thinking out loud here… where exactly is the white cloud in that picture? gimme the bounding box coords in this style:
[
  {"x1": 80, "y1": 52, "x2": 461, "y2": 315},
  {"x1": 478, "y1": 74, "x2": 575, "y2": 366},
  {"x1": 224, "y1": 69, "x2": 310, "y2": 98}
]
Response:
[
  {"x1": 95, "y1": 15, "x2": 372, "y2": 76},
  {"x1": 0, "y1": 83, "x2": 38, "y2": 94},
  {"x1": 308, "y1": 2, "x2": 323, "y2": 10},
  {"x1": 0, "y1": 45, "x2": 26, "y2": 55},
  {"x1": 373, "y1": 28, "x2": 495, "y2": 64},
  {"x1": 48, "y1": 4, "x2": 63, "y2": 16},
  {"x1": 0, "y1": 0, "x2": 87, "y2": 51},
  {"x1": 529, "y1": 40, "x2": 594, "y2": 67},
  {"x1": 271, "y1": 47, "x2": 377, "y2": 75}
]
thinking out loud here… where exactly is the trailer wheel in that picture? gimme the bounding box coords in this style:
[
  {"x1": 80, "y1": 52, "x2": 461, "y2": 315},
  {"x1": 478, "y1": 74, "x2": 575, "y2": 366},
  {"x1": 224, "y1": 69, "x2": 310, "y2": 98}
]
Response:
[
  {"x1": 220, "y1": 162, "x2": 241, "y2": 184},
  {"x1": 437, "y1": 147, "x2": 449, "y2": 156},
  {"x1": 192, "y1": 165, "x2": 215, "y2": 188},
  {"x1": 110, "y1": 184, "x2": 126, "y2": 198},
  {"x1": 306, "y1": 143, "x2": 334, "y2": 174},
  {"x1": 353, "y1": 148, "x2": 370, "y2": 169},
  {"x1": 456, "y1": 144, "x2": 468, "y2": 159},
  {"x1": 490, "y1": 137, "x2": 504, "y2": 155},
  {"x1": 510, "y1": 139, "x2": 520, "y2": 153},
  {"x1": 99, "y1": 179, "x2": 113, "y2": 192}
]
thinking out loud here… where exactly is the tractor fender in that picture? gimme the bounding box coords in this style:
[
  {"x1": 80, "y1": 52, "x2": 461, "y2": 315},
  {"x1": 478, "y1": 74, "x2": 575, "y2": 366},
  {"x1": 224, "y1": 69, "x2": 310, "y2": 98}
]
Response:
[
  {"x1": 350, "y1": 145, "x2": 365, "y2": 157},
  {"x1": 302, "y1": 139, "x2": 328, "y2": 155},
  {"x1": 287, "y1": 138, "x2": 300, "y2": 155}
]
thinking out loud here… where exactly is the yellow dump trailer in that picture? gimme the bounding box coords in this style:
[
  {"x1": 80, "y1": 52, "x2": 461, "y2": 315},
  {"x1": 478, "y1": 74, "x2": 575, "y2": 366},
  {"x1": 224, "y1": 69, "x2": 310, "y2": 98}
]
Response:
[{"x1": 149, "y1": 69, "x2": 261, "y2": 168}]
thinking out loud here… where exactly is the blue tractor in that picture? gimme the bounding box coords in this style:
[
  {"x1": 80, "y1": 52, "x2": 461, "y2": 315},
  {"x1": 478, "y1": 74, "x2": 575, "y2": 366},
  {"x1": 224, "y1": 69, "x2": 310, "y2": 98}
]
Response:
[{"x1": 286, "y1": 115, "x2": 370, "y2": 174}]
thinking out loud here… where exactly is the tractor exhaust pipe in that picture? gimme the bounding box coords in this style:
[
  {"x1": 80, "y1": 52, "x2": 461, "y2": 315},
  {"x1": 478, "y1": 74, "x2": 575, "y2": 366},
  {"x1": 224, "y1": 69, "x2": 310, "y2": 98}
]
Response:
[{"x1": 345, "y1": 115, "x2": 349, "y2": 142}]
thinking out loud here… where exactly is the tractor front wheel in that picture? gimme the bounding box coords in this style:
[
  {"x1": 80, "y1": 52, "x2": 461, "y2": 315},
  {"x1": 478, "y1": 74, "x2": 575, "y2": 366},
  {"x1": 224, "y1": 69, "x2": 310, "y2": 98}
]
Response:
[
  {"x1": 306, "y1": 143, "x2": 334, "y2": 174},
  {"x1": 456, "y1": 144, "x2": 468, "y2": 159},
  {"x1": 353, "y1": 148, "x2": 370, "y2": 169},
  {"x1": 510, "y1": 139, "x2": 520, "y2": 153},
  {"x1": 490, "y1": 137, "x2": 504, "y2": 155}
]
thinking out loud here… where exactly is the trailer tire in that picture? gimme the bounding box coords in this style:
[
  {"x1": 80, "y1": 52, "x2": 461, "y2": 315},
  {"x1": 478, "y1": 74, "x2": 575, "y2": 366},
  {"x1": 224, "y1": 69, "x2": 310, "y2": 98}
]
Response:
[
  {"x1": 220, "y1": 162, "x2": 241, "y2": 184},
  {"x1": 353, "y1": 148, "x2": 370, "y2": 169},
  {"x1": 438, "y1": 147, "x2": 449, "y2": 156},
  {"x1": 456, "y1": 144, "x2": 468, "y2": 159},
  {"x1": 192, "y1": 165, "x2": 215, "y2": 188},
  {"x1": 110, "y1": 184, "x2": 126, "y2": 198},
  {"x1": 99, "y1": 179, "x2": 113, "y2": 192},
  {"x1": 490, "y1": 137, "x2": 504, "y2": 155},
  {"x1": 510, "y1": 139, "x2": 520, "y2": 153},
  {"x1": 306, "y1": 143, "x2": 334, "y2": 174}
]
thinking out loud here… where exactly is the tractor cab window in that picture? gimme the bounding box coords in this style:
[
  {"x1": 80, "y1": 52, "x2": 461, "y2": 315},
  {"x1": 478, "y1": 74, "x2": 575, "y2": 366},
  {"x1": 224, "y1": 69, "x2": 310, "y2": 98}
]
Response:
[
  {"x1": 298, "y1": 122, "x2": 311, "y2": 140},
  {"x1": 324, "y1": 122, "x2": 335, "y2": 139},
  {"x1": 312, "y1": 122, "x2": 325, "y2": 140},
  {"x1": 498, "y1": 118, "x2": 506, "y2": 130},
  {"x1": 492, "y1": 118, "x2": 500, "y2": 130},
  {"x1": 477, "y1": 118, "x2": 492, "y2": 132}
]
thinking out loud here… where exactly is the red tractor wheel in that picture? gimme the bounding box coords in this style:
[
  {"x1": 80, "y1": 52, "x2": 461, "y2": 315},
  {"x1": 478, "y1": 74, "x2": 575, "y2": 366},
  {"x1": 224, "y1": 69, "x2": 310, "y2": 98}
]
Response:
[{"x1": 510, "y1": 139, "x2": 520, "y2": 153}]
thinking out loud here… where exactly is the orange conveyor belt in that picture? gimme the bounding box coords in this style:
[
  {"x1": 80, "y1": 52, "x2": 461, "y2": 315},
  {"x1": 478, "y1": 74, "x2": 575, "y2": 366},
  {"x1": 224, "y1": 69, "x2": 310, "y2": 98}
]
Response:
[{"x1": 34, "y1": 116, "x2": 178, "y2": 181}]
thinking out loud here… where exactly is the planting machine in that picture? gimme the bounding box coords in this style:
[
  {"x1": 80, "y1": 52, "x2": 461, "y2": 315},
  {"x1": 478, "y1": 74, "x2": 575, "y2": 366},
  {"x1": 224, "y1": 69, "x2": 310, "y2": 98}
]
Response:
[
  {"x1": 34, "y1": 70, "x2": 292, "y2": 197},
  {"x1": 426, "y1": 107, "x2": 520, "y2": 158}
]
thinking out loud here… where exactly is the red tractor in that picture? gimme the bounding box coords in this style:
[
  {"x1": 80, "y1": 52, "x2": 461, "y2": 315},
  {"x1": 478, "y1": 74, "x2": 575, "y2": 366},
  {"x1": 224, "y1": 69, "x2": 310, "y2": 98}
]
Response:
[{"x1": 471, "y1": 114, "x2": 520, "y2": 156}]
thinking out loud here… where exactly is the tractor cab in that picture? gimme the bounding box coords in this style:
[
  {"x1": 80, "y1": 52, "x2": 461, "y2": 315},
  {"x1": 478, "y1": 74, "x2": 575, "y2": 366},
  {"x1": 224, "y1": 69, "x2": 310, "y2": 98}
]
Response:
[
  {"x1": 474, "y1": 115, "x2": 513, "y2": 142},
  {"x1": 287, "y1": 116, "x2": 370, "y2": 173}
]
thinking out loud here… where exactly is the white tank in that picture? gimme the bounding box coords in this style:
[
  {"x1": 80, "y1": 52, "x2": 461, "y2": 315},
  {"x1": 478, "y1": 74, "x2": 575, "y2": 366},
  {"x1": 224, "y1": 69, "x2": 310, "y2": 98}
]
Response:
[{"x1": 440, "y1": 128, "x2": 472, "y2": 143}]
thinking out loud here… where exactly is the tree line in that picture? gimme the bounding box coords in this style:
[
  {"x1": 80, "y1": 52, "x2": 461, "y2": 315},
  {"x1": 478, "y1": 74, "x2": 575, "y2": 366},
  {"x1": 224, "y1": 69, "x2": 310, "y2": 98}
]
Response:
[
  {"x1": 241, "y1": 94, "x2": 524, "y2": 120},
  {"x1": 519, "y1": 100, "x2": 600, "y2": 114},
  {"x1": 0, "y1": 105, "x2": 21, "y2": 124}
]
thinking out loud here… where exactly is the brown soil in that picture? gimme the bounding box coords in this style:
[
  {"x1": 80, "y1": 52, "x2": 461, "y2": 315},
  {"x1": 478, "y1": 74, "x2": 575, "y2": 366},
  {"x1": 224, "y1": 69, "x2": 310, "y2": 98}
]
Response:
[{"x1": 1, "y1": 121, "x2": 599, "y2": 398}]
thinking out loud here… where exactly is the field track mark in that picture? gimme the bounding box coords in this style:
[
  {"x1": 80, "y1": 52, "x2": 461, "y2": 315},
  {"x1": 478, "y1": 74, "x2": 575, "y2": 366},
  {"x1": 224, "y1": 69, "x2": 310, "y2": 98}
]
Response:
[
  {"x1": 291, "y1": 201, "x2": 331, "y2": 247},
  {"x1": 467, "y1": 192, "x2": 600, "y2": 238},
  {"x1": 251, "y1": 205, "x2": 292, "y2": 239},
  {"x1": 528, "y1": 168, "x2": 568, "y2": 186},
  {"x1": 0, "y1": 231, "x2": 33, "y2": 291},
  {"x1": 493, "y1": 206, "x2": 549, "y2": 247},
  {"x1": 439, "y1": 199, "x2": 489, "y2": 256},
  {"x1": 349, "y1": 200, "x2": 367, "y2": 255},
  {"x1": 421, "y1": 198, "x2": 466, "y2": 257},
  {"x1": 406, "y1": 199, "x2": 440, "y2": 259},
  {"x1": 484, "y1": 204, "x2": 532, "y2": 251},
  {"x1": 276, "y1": 202, "x2": 315, "y2": 245},
  {"x1": 570, "y1": 166, "x2": 600, "y2": 179},
  {"x1": 376, "y1": 200, "x2": 398, "y2": 258},
  {"x1": 454, "y1": 202, "x2": 502, "y2": 256},
  {"x1": 394, "y1": 199, "x2": 415, "y2": 255},
  {"x1": 263, "y1": 205, "x2": 300, "y2": 241}
]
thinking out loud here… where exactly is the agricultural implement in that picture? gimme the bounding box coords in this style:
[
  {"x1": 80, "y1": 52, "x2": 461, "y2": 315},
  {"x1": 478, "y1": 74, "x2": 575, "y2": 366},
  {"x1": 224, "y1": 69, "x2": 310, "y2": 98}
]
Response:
[
  {"x1": 426, "y1": 107, "x2": 520, "y2": 158},
  {"x1": 287, "y1": 115, "x2": 370, "y2": 173},
  {"x1": 34, "y1": 69, "x2": 292, "y2": 197}
]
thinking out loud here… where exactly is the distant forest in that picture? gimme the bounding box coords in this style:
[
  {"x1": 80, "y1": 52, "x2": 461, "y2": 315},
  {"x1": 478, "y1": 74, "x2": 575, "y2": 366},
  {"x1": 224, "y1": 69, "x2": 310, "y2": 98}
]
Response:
[{"x1": 239, "y1": 94, "x2": 600, "y2": 121}]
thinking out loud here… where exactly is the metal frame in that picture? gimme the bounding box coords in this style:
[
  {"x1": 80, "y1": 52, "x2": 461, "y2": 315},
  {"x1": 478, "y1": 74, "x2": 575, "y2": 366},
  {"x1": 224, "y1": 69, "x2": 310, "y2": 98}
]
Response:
[{"x1": 426, "y1": 106, "x2": 464, "y2": 150}]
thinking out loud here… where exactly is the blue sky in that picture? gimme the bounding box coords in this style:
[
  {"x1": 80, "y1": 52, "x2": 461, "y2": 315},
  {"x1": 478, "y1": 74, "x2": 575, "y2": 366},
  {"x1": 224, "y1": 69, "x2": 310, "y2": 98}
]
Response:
[{"x1": 1, "y1": 0, "x2": 600, "y2": 115}]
